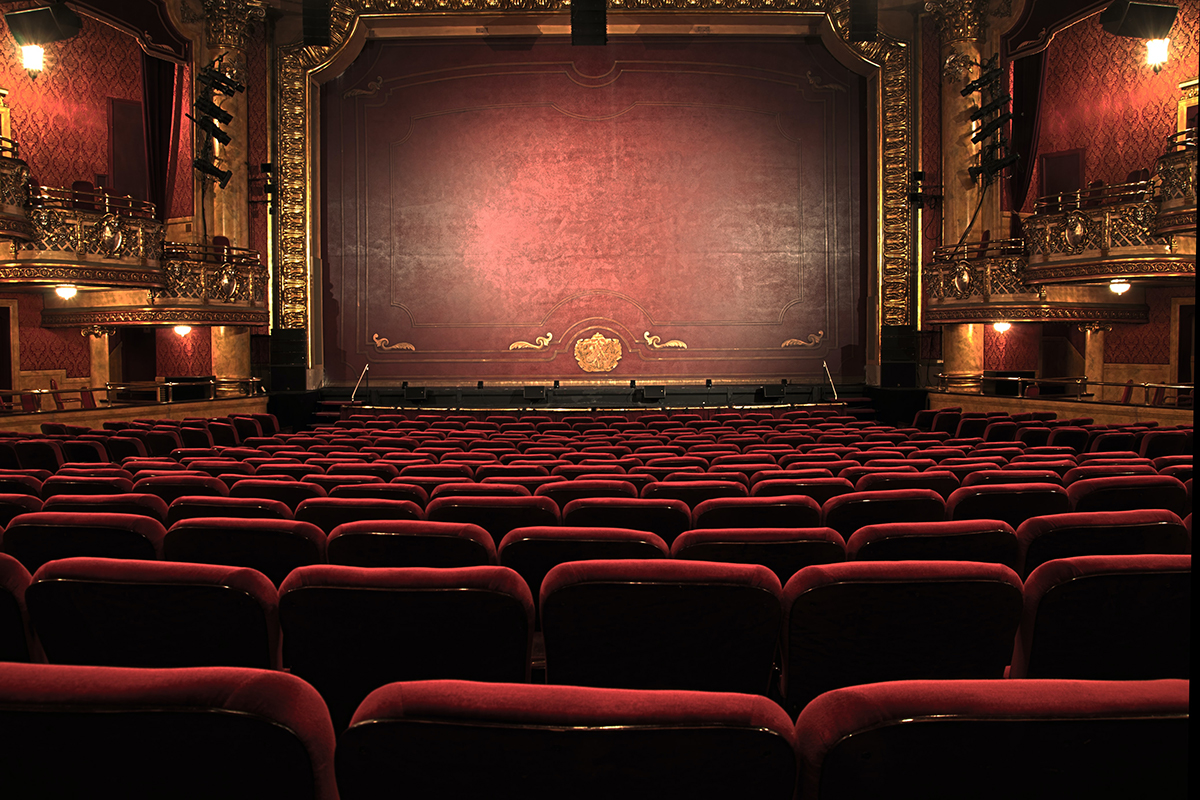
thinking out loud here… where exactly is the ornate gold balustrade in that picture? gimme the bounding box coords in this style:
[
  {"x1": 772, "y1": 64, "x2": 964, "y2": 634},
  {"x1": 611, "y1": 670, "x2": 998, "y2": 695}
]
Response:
[
  {"x1": 923, "y1": 238, "x2": 1146, "y2": 326},
  {"x1": 0, "y1": 183, "x2": 164, "y2": 290},
  {"x1": 1153, "y1": 129, "x2": 1197, "y2": 236},
  {"x1": 0, "y1": 137, "x2": 31, "y2": 242},
  {"x1": 41, "y1": 241, "x2": 269, "y2": 328},
  {"x1": 1021, "y1": 178, "x2": 1195, "y2": 285}
]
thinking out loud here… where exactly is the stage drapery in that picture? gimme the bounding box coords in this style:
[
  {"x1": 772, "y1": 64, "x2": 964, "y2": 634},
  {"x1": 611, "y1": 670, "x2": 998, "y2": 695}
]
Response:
[{"x1": 322, "y1": 37, "x2": 866, "y2": 384}]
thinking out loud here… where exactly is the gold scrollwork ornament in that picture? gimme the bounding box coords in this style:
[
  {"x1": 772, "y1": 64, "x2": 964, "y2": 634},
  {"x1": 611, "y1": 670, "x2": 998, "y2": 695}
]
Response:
[
  {"x1": 781, "y1": 330, "x2": 825, "y2": 348},
  {"x1": 644, "y1": 331, "x2": 687, "y2": 349},
  {"x1": 372, "y1": 333, "x2": 415, "y2": 351},
  {"x1": 574, "y1": 332, "x2": 623, "y2": 373},
  {"x1": 509, "y1": 332, "x2": 553, "y2": 350}
]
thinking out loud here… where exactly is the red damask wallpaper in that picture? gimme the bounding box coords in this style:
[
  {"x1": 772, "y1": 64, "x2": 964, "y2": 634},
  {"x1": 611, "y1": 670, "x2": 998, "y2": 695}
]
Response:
[
  {"x1": 156, "y1": 326, "x2": 212, "y2": 377},
  {"x1": 1025, "y1": 0, "x2": 1199, "y2": 210},
  {"x1": 984, "y1": 322, "x2": 1040, "y2": 371},
  {"x1": 322, "y1": 38, "x2": 867, "y2": 384},
  {"x1": 0, "y1": 292, "x2": 90, "y2": 377},
  {"x1": 1106, "y1": 286, "x2": 1194, "y2": 364},
  {"x1": 169, "y1": 61, "x2": 194, "y2": 220},
  {"x1": 0, "y1": 8, "x2": 142, "y2": 191},
  {"x1": 920, "y1": 13, "x2": 944, "y2": 265},
  {"x1": 246, "y1": 23, "x2": 269, "y2": 335}
]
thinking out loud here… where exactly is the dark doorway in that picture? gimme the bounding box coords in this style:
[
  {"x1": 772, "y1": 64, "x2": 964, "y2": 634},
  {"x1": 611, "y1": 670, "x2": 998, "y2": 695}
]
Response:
[
  {"x1": 1178, "y1": 303, "x2": 1194, "y2": 384},
  {"x1": 0, "y1": 306, "x2": 11, "y2": 390},
  {"x1": 118, "y1": 328, "x2": 157, "y2": 382}
]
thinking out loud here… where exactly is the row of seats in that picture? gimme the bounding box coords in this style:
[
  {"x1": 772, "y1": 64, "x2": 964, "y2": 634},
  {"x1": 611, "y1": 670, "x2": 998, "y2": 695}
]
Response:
[
  {"x1": 2, "y1": 551, "x2": 1189, "y2": 725},
  {"x1": 0, "y1": 665, "x2": 1185, "y2": 800}
]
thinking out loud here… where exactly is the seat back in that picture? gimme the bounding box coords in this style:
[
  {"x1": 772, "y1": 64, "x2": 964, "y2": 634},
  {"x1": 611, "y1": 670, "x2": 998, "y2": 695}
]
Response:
[
  {"x1": 794, "y1": 678, "x2": 1188, "y2": 800},
  {"x1": 0, "y1": 552, "x2": 32, "y2": 662},
  {"x1": 27, "y1": 557, "x2": 279, "y2": 668},
  {"x1": 425, "y1": 496, "x2": 559, "y2": 546},
  {"x1": 1, "y1": 512, "x2": 166, "y2": 573},
  {"x1": 847, "y1": 519, "x2": 1018, "y2": 569},
  {"x1": 294, "y1": 497, "x2": 422, "y2": 534},
  {"x1": 561, "y1": 497, "x2": 691, "y2": 545},
  {"x1": 671, "y1": 527, "x2": 845, "y2": 584},
  {"x1": 279, "y1": 565, "x2": 533, "y2": 731},
  {"x1": 692, "y1": 495, "x2": 821, "y2": 529},
  {"x1": 337, "y1": 679, "x2": 798, "y2": 800},
  {"x1": 821, "y1": 489, "x2": 946, "y2": 538},
  {"x1": 782, "y1": 560, "x2": 1023, "y2": 713},
  {"x1": 1016, "y1": 509, "x2": 1190, "y2": 578},
  {"x1": 163, "y1": 518, "x2": 327, "y2": 587},
  {"x1": 41, "y1": 493, "x2": 170, "y2": 523},
  {"x1": 946, "y1": 483, "x2": 1070, "y2": 528},
  {"x1": 1067, "y1": 475, "x2": 1189, "y2": 516},
  {"x1": 541, "y1": 559, "x2": 782, "y2": 694},
  {"x1": 327, "y1": 520, "x2": 496, "y2": 568},
  {"x1": 0, "y1": 663, "x2": 337, "y2": 800},
  {"x1": 1011, "y1": 554, "x2": 1190, "y2": 679},
  {"x1": 165, "y1": 495, "x2": 293, "y2": 526}
]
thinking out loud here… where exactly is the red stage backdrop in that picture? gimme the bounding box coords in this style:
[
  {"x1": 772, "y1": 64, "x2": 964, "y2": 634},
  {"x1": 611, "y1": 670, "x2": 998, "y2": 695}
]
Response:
[{"x1": 322, "y1": 38, "x2": 866, "y2": 384}]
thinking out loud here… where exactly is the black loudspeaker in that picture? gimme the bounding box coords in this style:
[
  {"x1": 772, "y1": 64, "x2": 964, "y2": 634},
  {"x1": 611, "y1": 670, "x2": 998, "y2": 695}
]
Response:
[
  {"x1": 641, "y1": 386, "x2": 665, "y2": 400},
  {"x1": 302, "y1": 0, "x2": 331, "y2": 46},
  {"x1": 760, "y1": 385, "x2": 785, "y2": 400},
  {"x1": 404, "y1": 386, "x2": 426, "y2": 401},
  {"x1": 270, "y1": 329, "x2": 307, "y2": 367},
  {"x1": 881, "y1": 325, "x2": 918, "y2": 362},
  {"x1": 848, "y1": 0, "x2": 878, "y2": 42},
  {"x1": 271, "y1": 366, "x2": 306, "y2": 392},
  {"x1": 523, "y1": 386, "x2": 546, "y2": 400},
  {"x1": 1100, "y1": 1, "x2": 1178, "y2": 38},
  {"x1": 572, "y1": 0, "x2": 607, "y2": 46}
]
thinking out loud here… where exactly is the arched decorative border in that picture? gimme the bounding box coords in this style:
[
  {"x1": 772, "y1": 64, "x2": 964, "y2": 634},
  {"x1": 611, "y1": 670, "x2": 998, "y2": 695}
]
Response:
[{"x1": 275, "y1": 1, "x2": 914, "y2": 337}]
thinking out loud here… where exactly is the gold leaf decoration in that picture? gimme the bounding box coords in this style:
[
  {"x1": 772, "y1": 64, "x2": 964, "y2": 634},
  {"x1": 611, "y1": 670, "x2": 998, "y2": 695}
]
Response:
[
  {"x1": 644, "y1": 331, "x2": 687, "y2": 349},
  {"x1": 781, "y1": 330, "x2": 825, "y2": 348},
  {"x1": 509, "y1": 332, "x2": 553, "y2": 350},
  {"x1": 372, "y1": 333, "x2": 415, "y2": 351},
  {"x1": 573, "y1": 332, "x2": 623, "y2": 373}
]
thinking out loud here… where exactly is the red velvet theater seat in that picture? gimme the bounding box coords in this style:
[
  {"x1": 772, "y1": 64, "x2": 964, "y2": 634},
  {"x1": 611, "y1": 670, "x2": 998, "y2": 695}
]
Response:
[
  {"x1": 27, "y1": 557, "x2": 279, "y2": 669},
  {"x1": 0, "y1": 552, "x2": 32, "y2": 662},
  {"x1": 1067, "y1": 474, "x2": 1189, "y2": 517},
  {"x1": 561, "y1": 497, "x2": 691, "y2": 545},
  {"x1": 1062, "y1": 463, "x2": 1156, "y2": 484},
  {"x1": 846, "y1": 519, "x2": 1018, "y2": 569},
  {"x1": 0, "y1": 511, "x2": 166, "y2": 573},
  {"x1": 336, "y1": 680, "x2": 798, "y2": 800},
  {"x1": 0, "y1": 663, "x2": 337, "y2": 799},
  {"x1": 425, "y1": 495, "x2": 559, "y2": 546},
  {"x1": 38, "y1": 475, "x2": 135, "y2": 499},
  {"x1": 781, "y1": 560, "x2": 1023, "y2": 714},
  {"x1": 230, "y1": 477, "x2": 328, "y2": 510},
  {"x1": 279, "y1": 565, "x2": 533, "y2": 731},
  {"x1": 0, "y1": 493, "x2": 43, "y2": 526},
  {"x1": 498, "y1": 526, "x2": 668, "y2": 622},
  {"x1": 1015, "y1": 506, "x2": 1190, "y2": 578},
  {"x1": 132, "y1": 474, "x2": 231, "y2": 505},
  {"x1": 41, "y1": 492, "x2": 170, "y2": 523},
  {"x1": 540, "y1": 559, "x2": 782, "y2": 694},
  {"x1": 162, "y1": 517, "x2": 327, "y2": 587},
  {"x1": 946, "y1": 483, "x2": 1070, "y2": 529},
  {"x1": 327, "y1": 519, "x2": 496, "y2": 568},
  {"x1": 793, "y1": 678, "x2": 1188, "y2": 800},
  {"x1": 533, "y1": 479, "x2": 639, "y2": 510},
  {"x1": 820, "y1": 489, "x2": 946, "y2": 539},
  {"x1": 641, "y1": 479, "x2": 749, "y2": 509},
  {"x1": 165, "y1": 495, "x2": 294, "y2": 526},
  {"x1": 853, "y1": 470, "x2": 961, "y2": 499},
  {"x1": 1010, "y1": 554, "x2": 1190, "y2": 680},
  {"x1": 960, "y1": 469, "x2": 1064, "y2": 487},
  {"x1": 294, "y1": 497, "x2": 423, "y2": 535},
  {"x1": 692, "y1": 495, "x2": 822, "y2": 529},
  {"x1": 671, "y1": 527, "x2": 845, "y2": 584},
  {"x1": 751, "y1": 476, "x2": 856, "y2": 504}
]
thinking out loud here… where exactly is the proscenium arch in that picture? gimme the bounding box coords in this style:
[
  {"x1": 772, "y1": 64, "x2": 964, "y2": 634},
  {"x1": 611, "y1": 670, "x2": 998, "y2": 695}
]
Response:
[{"x1": 275, "y1": 1, "x2": 915, "y2": 378}]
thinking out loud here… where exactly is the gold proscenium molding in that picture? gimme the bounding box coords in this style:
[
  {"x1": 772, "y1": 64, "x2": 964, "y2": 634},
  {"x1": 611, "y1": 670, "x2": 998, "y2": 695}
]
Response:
[
  {"x1": 510, "y1": 332, "x2": 554, "y2": 350},
  {"x1": 644, "y1": 331, "x2": 687, "y2": 349},
  {"x1": 373, "y1": 333, "x2": 415, "y2": 351},
  {"x1": 574, "y1": 332, "x2": 623, "y2": 373},
  {"x1": 782, "y1": 330, "x2": 826, "y2": 347},
  {"x1": 276, "y1": 1, "x2": 915, "y2": 338}
]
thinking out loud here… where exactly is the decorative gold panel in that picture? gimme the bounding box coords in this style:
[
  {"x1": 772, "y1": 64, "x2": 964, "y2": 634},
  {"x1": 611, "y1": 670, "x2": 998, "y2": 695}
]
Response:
[
  {"x1": 574, "y1": 332, "x2": 624, "y2": 373},
  {"x1": 274, "y1": 1, "x2": 916, "y2": 334}
]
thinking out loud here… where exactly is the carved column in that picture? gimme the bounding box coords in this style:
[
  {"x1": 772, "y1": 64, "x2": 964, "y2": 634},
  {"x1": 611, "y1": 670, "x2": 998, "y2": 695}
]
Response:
[
  {"x1": 1079, "y1": 324, "x2": 1109, "y2": 401},
  {"x1": 928, "y1": 0, "x2": 990, "y2": 390},
  {"x1": 83, "y1": 328, "x2": 113, "y2": 390},
  {"x1": 203, "y1": 0, "x2": 253, "y2": 383}
]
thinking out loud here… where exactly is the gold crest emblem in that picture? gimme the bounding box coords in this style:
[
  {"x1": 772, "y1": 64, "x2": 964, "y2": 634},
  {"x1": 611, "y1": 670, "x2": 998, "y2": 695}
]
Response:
[{"x1": 573, "y1": 332, "x2": 623, "y2": 373}]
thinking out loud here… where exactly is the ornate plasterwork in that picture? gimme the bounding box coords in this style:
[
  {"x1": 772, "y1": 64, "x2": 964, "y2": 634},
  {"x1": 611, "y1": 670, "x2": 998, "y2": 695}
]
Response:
[
  {"x1": 644, "y1": 332, "x2": 687, "y2": 350},
  {"x1": 781, "y1": 330, "x2": 826, "y2": 347},
  {"x1": 924, "y1": 303, "x2": 1148, "y2": 324},
  {"x1": 1022, "y1": 258, "x2": 1195, "y2": 284},
  {"x1": 41, "y1": 307, "x2": 269, "y2": 327},
  {"x1": 275, "y1": 1, "x2": 916, "y2": 331},
  {"x1": 924, "y1": 0, "x2": 989, "y2": 44},
  {"x1": 202, "y1": 0, "x2": 257, "y2": 53},
  {"x1": 509, "y1": 333, "x2": 554, "y2": 351},
  {"x1": 574, "y1": 332, "x2": 623, "y2": 373},
  {"x1": 373, "y1": 333, "x2": 416, "y2": 351}
]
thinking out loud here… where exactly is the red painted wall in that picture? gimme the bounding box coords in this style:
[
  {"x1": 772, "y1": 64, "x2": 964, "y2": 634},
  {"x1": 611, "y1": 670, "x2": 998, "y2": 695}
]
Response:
[
  {"x1": 156, "y1": 326, "x2": 212, "y2": 377},
  {"x1": 322, "y1": 38, "x2": 867, "y2": 384},
  {"x1": 0, "y1": 293, "x2": 90, "y2": 378},
  {"x1": 1106, "y1": 286, "x2": 1195, "y2": 364},
  {"x1": 1025, "y1": 0, "x2": 1199, "y2": 209},
  {"x1": 984, "y1": 322, "x2": 1040, "y2": 371}
]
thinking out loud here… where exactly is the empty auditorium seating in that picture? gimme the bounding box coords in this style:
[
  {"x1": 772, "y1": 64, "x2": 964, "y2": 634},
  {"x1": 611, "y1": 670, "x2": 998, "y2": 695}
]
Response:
[
  {"x1": 336, "y1": 680, "x2": 798, "y2": 800},
  {"x1": 1067, "y1": 474, "x2": 1189, "y2": 516},
  {"x1": 821, "y1": 489, "x2": 946, "y2": 538},
  {"x1": 326, "y1": 519, "x2": 496, "y2": 568},
  {"x1": 295, "y1": 497, "x2": 422, "y2": 534},
  {"x1": 1015, "y1": 509, "x2": 1190, "y2": 579},
  {"x1": 541, "y1": 559, "x2": 781, "y2": 694},
  {"x1": 425, "y1": 495, "x2": 559, "y2": 546},
  {"x1": 1, "y1": 511, "x2": 166, "y2": 572},
  {"x1": 0, "y1": 663, "x2": 338, "y2": 799},
  {"x1": 561, "y1": 497, "x2": 691, "y2": 544},
  {"x1": 278, "y1": 565, "x2": 533, "y2": 730},
  {"x1": 691, "y1": 495, "x2": 822, "y2": 528},
  {"x1": 671, "y1": 527, "x2": 845, "y2": 583},
  {"x1": 781, "y1": 560, "x2": 1023, "y2": 713},
  {"x1": 945, "y1": 483, "x2": 1070, "y2": 528},
  {"x1": 162, "y1": 518, "x2": 327, "y2": 586},
  {"x1": 165, "y1": 495, "x2": 294, "y2": 525},
  {"x1": 27, "y1": 557, "x2": 279, "y2": 668},
  {"x1": 846, "y1": 519, "x2": 1019, "y2": 569},
  {"x1": 0, "y1": 552, "x2": 32, "y2": 662},
  {"x1": 793, "y1": 678, "x2": 1188, "y2": 799}
]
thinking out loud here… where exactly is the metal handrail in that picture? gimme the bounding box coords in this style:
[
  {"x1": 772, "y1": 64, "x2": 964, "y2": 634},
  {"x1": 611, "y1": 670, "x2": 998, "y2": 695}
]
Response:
[
  {"x1": 931, "y1": 237, "x2": 1025, "y2": 262},
  {"x1": 105, "y1": 377, "x2": 263, "y2": 404},
  {"x1": 162, "y1": 241, "x2": 262, "y2": 266},
  {"x1": 1031, "y1": 179, "x2": 1153, "y2": 213},
  {"x1": 0, "y1": 136, "x2": 18, "y2": 159},
  {"x1": 936, "y1": 374, "x2": 1194, "y2": 406},
  {"x1": 30, "y1": 184, "x2": 157, "y2": 219},
  {"x1": 1166, "y1": 127, "x2": 1197, "y2": 151}
]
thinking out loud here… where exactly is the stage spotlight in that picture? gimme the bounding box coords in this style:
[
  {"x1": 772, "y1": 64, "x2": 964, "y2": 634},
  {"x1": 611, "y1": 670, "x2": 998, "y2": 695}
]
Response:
[
  {"x1": 199, "y1": 66, "x2": 245, "y2": 96},
  {"x1": 193, "y1": 158, "x2": 232, "y2": 189}
]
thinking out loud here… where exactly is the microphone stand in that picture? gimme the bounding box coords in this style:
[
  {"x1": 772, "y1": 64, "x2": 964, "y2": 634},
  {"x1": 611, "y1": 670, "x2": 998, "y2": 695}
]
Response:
[
  {"x1": 350, "y1": 363, "x2": 369, "y2": 404},
  {"x1": 822, "y1": 360, "x2": 838, "y2": 401}
]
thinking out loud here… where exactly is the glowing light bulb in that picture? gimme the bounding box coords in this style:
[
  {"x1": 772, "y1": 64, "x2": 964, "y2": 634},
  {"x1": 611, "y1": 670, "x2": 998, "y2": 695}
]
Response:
[
  {"x1": 22, "y1": 45, "x2": 44, "y2": 77},
  {"x1": 1109, "y1": 280, "x2": 1131, "y2": 295},
  {"x1": 1146, "y1": 39, "x2": 1169, "y2": 73},
  {"x1": 993, "y1": 322, "x2": 1012, "y2": 333},
  {"x1": 54, "y1": 285, "x2": 77, "y2": 299},
  {"x1": 174, "y1": 325, "x2": 192, "y2": 336}
]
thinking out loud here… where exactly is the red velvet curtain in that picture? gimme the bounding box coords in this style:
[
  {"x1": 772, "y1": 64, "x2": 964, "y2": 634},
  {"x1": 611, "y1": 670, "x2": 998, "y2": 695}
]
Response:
[
  {"x1": 141, "y1": 53, "x2": 180, "y2": 222},
  {"x1": 1008, "y1": 52, "x2": 1046, "y2": 213}
]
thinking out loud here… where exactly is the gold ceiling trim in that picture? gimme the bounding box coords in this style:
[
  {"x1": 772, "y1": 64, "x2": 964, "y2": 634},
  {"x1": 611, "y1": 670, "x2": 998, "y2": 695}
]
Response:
[{"x1": 275, "y1": 1, "x2": 914, "y2": 331}]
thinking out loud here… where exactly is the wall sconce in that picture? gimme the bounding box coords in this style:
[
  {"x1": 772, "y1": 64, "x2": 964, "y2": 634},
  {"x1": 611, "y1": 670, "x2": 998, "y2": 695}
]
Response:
[
  {"x1": 993, "y1": 321, "x2": 1012, "y2": 333},
  {"x1": 21, "y1": 45, "x2": 43, "y2": 79},
  {"x1": 173, "y1": 325, "x2": 192, "y2": 336},
  {"x1": 4, "y1": 3, "x2": 81, "y2": 80},
  {"x1": 1146, "y1": 38, "x2": 1169, "y2": 72},
  {"x1": 1109, "y1": 280, "x2": 1132, "y2": 295},
  {"x1": 54, "y1": 284, "x2": 76, "y2": 299}
]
